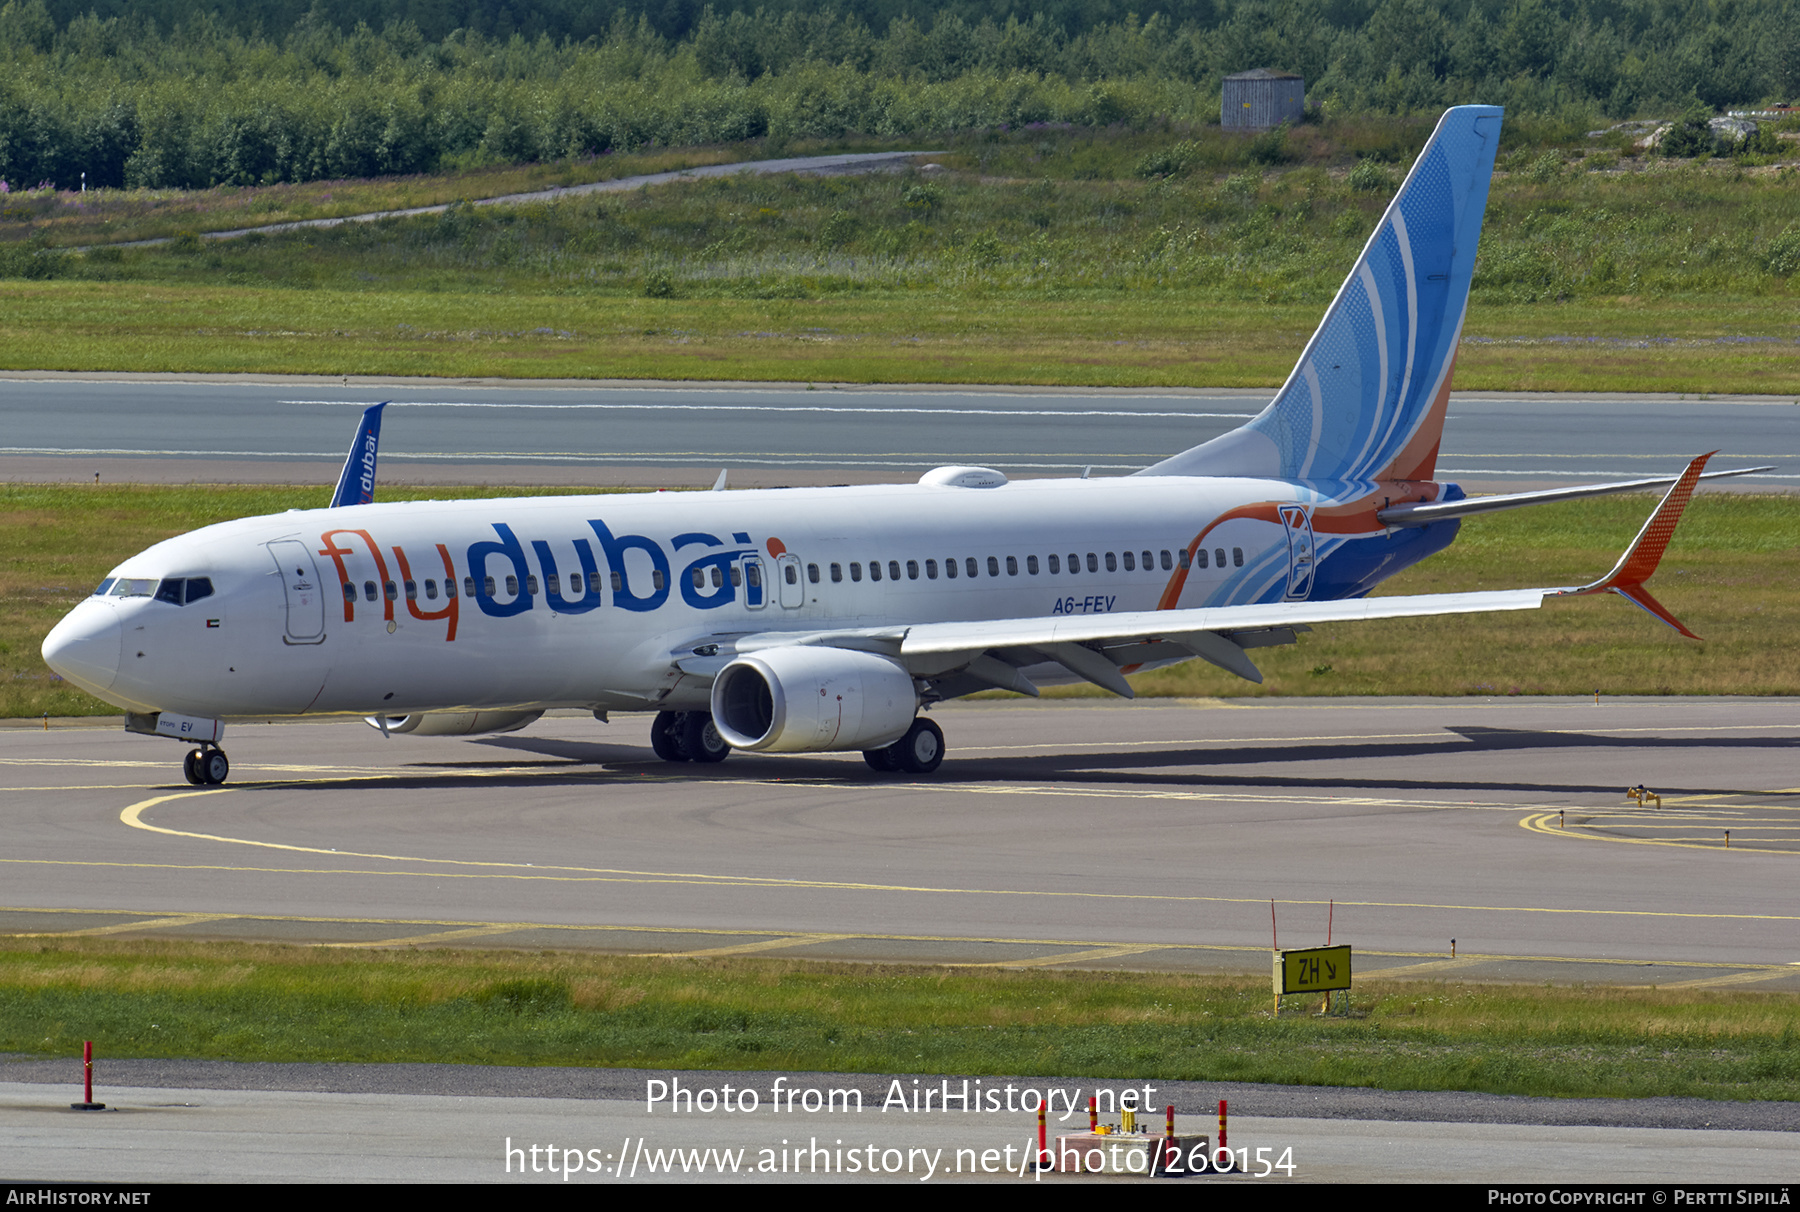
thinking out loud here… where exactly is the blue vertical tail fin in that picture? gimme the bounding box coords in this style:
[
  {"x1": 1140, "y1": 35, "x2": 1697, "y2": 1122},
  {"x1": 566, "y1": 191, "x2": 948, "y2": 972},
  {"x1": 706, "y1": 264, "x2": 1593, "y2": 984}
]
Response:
[
  {"x1": 1138, "y1": 105, "x2": 1502, "y2": 486},
  {"x1": 329, "y1": 402, "x2": 387, "y2": 508}
]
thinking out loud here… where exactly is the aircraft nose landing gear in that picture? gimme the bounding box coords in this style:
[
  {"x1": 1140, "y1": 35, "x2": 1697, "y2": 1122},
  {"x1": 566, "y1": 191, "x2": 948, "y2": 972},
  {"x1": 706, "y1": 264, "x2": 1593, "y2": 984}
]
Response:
[{"x1": 182, "y1": 745, "x2": 230, "y2": 786}]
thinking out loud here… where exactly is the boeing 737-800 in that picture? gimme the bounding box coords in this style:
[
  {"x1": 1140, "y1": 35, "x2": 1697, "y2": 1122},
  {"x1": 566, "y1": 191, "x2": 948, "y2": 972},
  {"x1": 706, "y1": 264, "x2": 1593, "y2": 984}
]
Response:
[{"x1": 41, "y1": 106, "x2": 1755, "y2": 785}]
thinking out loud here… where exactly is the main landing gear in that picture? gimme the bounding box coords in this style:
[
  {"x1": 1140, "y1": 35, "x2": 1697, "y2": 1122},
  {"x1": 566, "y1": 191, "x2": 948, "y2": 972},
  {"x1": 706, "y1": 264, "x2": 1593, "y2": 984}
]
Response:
[
  {"x1": 650, "y1": 711, "x2": 731, "y2": 764},
  {"x1": 864, "y1": 717, "x2": 944, "y2": 775},
  {"x1": 182, "y1": 745, "x2": 230, "y2": 786}
]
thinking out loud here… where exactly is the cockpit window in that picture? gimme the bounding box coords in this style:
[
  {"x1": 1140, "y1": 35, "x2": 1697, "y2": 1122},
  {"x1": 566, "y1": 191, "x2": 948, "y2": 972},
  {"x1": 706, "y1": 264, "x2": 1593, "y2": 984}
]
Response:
[
  {"x1": 184, "y1": 578, "x2": 214, "y2": 604},
  {"x1": 94, "y1": 578, "x2": 115, "y2": 596},
  {"x1": 154, "y1": 579, "x2": 185, "y2": 605},
  {"x1": 110, "y1": 578, "x2": 156, "y2": 597}
]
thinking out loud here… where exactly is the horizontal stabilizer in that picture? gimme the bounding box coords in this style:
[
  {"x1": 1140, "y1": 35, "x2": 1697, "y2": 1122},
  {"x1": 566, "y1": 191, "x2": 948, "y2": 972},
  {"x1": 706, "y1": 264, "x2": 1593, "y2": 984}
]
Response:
[{"x1": 1378, "y1": 465, "x2": 1770, "y2": 527}]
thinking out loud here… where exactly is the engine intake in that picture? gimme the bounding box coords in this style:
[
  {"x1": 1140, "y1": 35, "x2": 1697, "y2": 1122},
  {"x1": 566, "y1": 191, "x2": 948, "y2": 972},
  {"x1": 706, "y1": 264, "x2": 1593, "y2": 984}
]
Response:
[{"x1": 711, "y1": 647, "x2": 917, "y2": 752}]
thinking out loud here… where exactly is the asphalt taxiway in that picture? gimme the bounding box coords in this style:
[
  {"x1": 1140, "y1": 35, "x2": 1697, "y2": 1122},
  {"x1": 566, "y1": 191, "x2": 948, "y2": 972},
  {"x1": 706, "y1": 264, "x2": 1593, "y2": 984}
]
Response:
[{"x1": 3, "y1": 696, "x2": 1796, "y2": 986}]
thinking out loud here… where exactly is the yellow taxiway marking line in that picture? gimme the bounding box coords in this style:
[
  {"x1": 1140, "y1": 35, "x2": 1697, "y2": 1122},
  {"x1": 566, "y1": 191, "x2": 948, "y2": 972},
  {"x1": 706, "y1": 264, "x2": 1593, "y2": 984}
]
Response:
[
  {"x1": 976, "y1": 944, "x2": 1169, "y2": 969},
  {"x1": 644, "y1": 934, "x2": 857, "y2": 959},
  {"x1": 102, "y1": 791, "x2": 1800, "y2": 924},
  {"x1": 320, "y1": 925, "x2": 534, "y2": 949},
  {"x1": 18, "y1": 912, "x2": 237, "y2": 938},
  {"x1": 1364, "y1": 957, "x2": 1487, "y2": 978},
  {"x1": 1521, "y1": 811, "x2": 1797, "y2": 855},
  {"x1": 1655, "y1": 969, "x2": 1800, "y2": 990}
]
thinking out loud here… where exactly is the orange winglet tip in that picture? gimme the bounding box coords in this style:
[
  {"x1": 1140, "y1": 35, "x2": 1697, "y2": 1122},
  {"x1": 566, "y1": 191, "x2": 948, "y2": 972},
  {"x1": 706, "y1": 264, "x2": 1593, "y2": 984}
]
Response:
[
  {"x1": 1562, "y1": 451, "x2": 1711, "y2": 639},
  {"x1": 1610, "y1": 582, "x2": 1702, "y2": 641}
]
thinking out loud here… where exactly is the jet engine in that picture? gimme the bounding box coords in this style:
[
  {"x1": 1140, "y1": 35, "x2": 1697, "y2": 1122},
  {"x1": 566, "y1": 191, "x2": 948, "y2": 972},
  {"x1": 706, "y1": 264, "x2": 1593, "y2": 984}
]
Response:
[
  {"x1": 711, "y1": 647, "x2": 917, "y2": 752},
  {"x1": 364, "y1": 710, "x2": 543, "y2": 737}
]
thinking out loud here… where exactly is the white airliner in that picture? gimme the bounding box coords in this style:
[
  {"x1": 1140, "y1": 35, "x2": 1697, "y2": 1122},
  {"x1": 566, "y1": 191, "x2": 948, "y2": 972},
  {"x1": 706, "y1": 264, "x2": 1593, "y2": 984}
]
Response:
[{"x1": 42, "y1": 106, "x2": 1756, "y2": 786}]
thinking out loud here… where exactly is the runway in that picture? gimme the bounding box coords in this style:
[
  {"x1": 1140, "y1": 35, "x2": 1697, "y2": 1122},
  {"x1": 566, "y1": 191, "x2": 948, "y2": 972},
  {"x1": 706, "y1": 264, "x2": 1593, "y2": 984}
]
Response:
[
  {"x1": 4, "y1": 697, "x2": 1797, "y2": 985},
  {"x1": 0, "y1": 375, "x2": 1793, "y2": 490}
]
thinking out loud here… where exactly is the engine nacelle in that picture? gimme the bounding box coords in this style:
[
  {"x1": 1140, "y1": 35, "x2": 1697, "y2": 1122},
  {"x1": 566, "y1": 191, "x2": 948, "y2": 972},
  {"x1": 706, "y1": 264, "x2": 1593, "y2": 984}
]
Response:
[
  {"x1": 365, "y1": 710, "x2": 543, "y2": 737},
  {"x1": 711, "y1": 647, "x2": 918, "y2": 753}
]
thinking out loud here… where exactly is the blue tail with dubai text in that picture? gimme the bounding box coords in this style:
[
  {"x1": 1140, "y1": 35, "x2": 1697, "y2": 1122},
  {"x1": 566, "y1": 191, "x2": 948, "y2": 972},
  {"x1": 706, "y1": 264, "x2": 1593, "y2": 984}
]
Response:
[
  {"x1": 1139, "y1": 105, "x2": 1502, "y2": 487},
  {"x1": 329, "y1": 402, "x2": 387, "y2": 508}
]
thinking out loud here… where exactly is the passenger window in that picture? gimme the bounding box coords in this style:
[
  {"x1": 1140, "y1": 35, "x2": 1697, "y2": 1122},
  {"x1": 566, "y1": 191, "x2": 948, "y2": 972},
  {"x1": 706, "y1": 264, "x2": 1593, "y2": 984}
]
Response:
[
  {"x1": 365, "y1": 581, "x2": 378, "y2": 601},
  {"x1": 384, "y1": 580, "x2": 398, "y2": 601},
  {"x1": 1006, "y1": 556, "x2": 1018, "y2": 576},
  {"x1": 404, "y1": 580, "x2": 417, "y2": 600},
  {"x1": 691, "y1": 568, "x2": 706, "y2": 590},
  {"x1": 1178, "y1": 550, "x2": 1191, "y2": 570},
  {"x1": 986, "y1": 556, "x2": 999, "y2": 577},
  {"x1": 154, "y1": 579, "x2": 184, "y2": 605},
  {"x1": 966, "y1": 557, "x2": 978, "y2": 578},
  {"x1": 831, "y1": 563, "x2": 843, "y2": 583},
  {"x1": 1068, "y1": 553, "x2": 1079, "y2": 573},
  {"x1": 849, "y1": 563, "x2": 862, "y2": 582},
  {"x1": 590, "y1": 572, "x2": 605, "y2": 595},
  {"x1": 729, "y1": 566, "x2": 741, "y2": 587},
  {"x1": 869, "y1": 562, "x2": 881, "y2": 582},
  {"x1": 711, "y1": 567, "x2": 724, "y2": 588},
  {"x1": 1160, "y1": 550, "x2": 1172, "y2": 571},
  {"x1": 1142, "y1": 550, "x2": 1153, "y2": 570},
  {"x1": 906, "y1": 560, "x2": 918, "y2": 580},
  {"x1": 808, "y1": 563, "x2": 820, "y2": 583},
  {"x1": 425, "y1": 580, "x2": 438, "y2": 600},
  {"x1": 1215, "y1": 547, "x2": 1226, "y2": 568},
  {"x1": 504, "y1": 576, "x2": 517, "y2": 597},
  {"x1": 1086, "y1": 553, "x2": 1098, "y2": 573},
  {"x1": 485, "y1": 576, "x2": 498, "y2": 596},
  {"x1": 1105, "y1": 552, "x2": 1117, "y2": 572},
  {"x1": 1233, "y1": 547, "x2": 1244, "y2": 567},
  {"x1": 464, "y1": 577, "x2": 476, "y2": 597},
  {"x1": 652, "y1": 569, "x2": 666, "y2": 591},
  {"x1": 926, "y1": 559, "x2": 938, "y2": 580},
  {"x1": 342, "y1": 582, "x2": 356, "y2": 603},
  {"x1": 446, "y1": 578, "x2": 456, "y2": 598},
  {"x1": 611, "y1": 571, "x2": 624, "y2": 592},
  {"x1": 888, "y1": 560, "x2": 901, "y2": 581},
  {"x1": 945, "y1": 558, "x2": 957, "y2": 579},
  {"x1": 1048, "y1": 554, "x2": 1060, "y2": 574},
  {"x1": 1123, "y1": 551, "x2": 1135, "y2": 571},
  {"x1": 570, "y1": 574, "x2": 581, "y2": 595},
  {"x1": 744, "y1": 565, "x2": 759, "y2": 588},
  {"x1": 1198, "y1": 548, "x2": 1210, "y2": 568},
  {"x1": 785, "y1": 564, "x2": 799, "y2": 585},
  {"x1": 528, "y1": 576, "x2": 540, "y2": 595},
  {"x1": 1027, "y1": 555, "x2": 1039, "y2": 574}
]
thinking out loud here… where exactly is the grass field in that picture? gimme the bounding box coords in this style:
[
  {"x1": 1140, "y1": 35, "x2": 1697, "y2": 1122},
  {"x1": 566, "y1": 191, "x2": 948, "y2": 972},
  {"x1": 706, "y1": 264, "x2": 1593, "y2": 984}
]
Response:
[
  {"x1": 2, "y1": 122, "x2": 1796, "y2": 393},
  {"x1": 3, "y1": 938, "x2": 1795, "y2": 1099},
  {"x1": 4, "y1": 484, "x2": 1796, "y2": 719}
]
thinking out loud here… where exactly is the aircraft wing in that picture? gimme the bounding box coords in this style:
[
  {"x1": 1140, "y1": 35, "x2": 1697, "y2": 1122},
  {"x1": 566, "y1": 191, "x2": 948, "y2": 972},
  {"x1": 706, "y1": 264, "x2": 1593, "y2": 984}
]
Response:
[{"x1": 680, "y1": 452, "x2": 1715, "y2": 696}]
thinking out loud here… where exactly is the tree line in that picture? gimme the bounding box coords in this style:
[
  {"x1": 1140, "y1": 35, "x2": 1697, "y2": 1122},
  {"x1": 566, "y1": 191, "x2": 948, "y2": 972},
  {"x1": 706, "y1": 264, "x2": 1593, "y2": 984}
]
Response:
[{"x1": 0, "y1": 0, "x2": 1794, "y2": 191}]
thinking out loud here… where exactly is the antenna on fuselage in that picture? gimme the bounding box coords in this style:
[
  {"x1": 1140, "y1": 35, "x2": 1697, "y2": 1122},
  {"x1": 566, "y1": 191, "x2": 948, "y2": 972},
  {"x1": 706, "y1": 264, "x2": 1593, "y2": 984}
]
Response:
[
  {"x1": 329, "y1": 402, "x2": 388, "y2": 508},
  {"x1": 712, "y1": 468, "x2": 728, "y2": 491}
]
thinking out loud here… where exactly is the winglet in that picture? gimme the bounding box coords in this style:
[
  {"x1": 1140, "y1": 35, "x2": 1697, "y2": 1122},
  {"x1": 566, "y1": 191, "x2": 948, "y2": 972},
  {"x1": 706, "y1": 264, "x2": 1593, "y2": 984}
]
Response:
[
  {"x1": 1558, "y1": 451, "x2": 1712, "y2": 639},
  {"x1": 329, "y1": 402, "x2": 387, "y2": 508}
]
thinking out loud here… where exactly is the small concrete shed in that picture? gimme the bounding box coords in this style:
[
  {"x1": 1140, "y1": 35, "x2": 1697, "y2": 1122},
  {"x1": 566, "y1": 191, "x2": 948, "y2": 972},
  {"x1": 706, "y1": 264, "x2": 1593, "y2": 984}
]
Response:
[{"x1": 1223, "y1": 69, "x2": 1305, "y2": 129}]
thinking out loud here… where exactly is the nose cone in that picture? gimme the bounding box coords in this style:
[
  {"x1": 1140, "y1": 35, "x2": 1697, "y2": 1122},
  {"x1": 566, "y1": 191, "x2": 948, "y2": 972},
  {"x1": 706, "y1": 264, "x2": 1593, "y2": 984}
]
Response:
[{"x1": 41, "y1": 603, "x2": 122, "y2": 698}]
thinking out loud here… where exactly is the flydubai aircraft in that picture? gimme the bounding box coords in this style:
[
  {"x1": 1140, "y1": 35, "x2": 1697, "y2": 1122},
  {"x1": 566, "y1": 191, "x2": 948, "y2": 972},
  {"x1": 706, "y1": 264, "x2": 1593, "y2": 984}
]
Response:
[{"x1": 42, "y1": 106, "x2": 1757, "y2": 786}]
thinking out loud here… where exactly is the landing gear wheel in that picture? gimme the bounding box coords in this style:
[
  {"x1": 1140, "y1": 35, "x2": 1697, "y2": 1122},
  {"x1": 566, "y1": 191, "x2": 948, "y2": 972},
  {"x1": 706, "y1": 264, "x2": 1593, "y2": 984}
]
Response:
[
  {"x1": 197, "y1": 747, "x2": 230, "y2": 785},
  {"x1": 893, "y1": 717, "x2": 945, "y2": 774},
  {"x1": 650, "y1": 711, "x2": 687, "y2": 762},
  {"x1": 182, "y1": 749, "x2": 204, "y2": 785},
  {"x1": 680, "y1": 713, "x2": 731, "y2": 763},
  {"x1": 863, "y1": 746, "x2": 898, "y2": 772}
]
